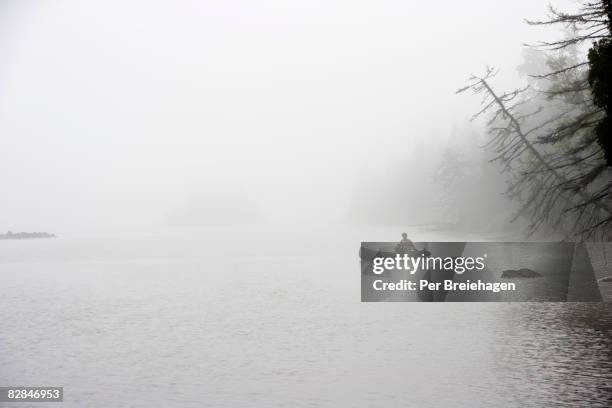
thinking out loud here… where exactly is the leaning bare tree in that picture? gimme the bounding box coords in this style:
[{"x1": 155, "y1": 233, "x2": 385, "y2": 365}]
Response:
[{"x1": 458, "y1": 1, "x2": 612, "y2": 240}]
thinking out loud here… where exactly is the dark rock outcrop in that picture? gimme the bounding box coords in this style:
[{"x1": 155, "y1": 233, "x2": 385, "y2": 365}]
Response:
[{"x1": 0, "y1": 231, "x2": 56, "y2": 240}]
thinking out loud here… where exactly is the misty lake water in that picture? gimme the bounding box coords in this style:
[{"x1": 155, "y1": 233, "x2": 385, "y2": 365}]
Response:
[{"x1": 0, "y1": 225, "x2": 611, "y2": 407}]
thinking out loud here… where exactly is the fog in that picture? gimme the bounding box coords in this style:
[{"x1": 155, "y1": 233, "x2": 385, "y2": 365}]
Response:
[{"x1": 0, "y1": 0, "x2": 573, "y2": 232}]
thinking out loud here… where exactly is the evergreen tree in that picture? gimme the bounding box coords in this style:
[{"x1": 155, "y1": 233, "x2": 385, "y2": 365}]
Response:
[{"x1": 458, "y1": 1, "x2": 612, "y2": 239}]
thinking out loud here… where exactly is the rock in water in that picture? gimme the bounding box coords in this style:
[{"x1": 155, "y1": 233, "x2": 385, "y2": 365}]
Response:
[
  {"x1": 501, "y1": 268, "x2": 541, "y2": 279},
  {"x1": 0, "y1": 231, "x2": 56, "y2": 240}
]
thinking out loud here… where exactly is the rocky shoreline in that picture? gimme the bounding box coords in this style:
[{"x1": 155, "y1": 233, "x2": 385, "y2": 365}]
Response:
[{"x1": 0, "y1": 231, "x2": 56, "y2": 240}]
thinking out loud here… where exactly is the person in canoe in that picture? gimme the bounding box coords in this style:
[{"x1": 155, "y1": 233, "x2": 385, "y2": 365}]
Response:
[
  {"x1": 395, "y1": 233, "x2": 431, "y2": 256},
  {"x1": 396, "y1": 232, "x2": 417, "y2": 253}
]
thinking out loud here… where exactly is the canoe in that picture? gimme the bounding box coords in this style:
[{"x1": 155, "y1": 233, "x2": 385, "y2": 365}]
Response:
[
  {"x1": 359, "y1": 245, "x2": 428, "y2": 261},
  {"x1": 360, "y1": 245, "x2": 396, "y2": 261},
  {"x1": 360, "y1": 242, "x2": 466, "y2": 302}
]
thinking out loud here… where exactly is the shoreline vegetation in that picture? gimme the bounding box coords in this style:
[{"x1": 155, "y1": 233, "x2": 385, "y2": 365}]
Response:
[{"x1": 0, "y1": 231, "x2": 56, "y2": 240}]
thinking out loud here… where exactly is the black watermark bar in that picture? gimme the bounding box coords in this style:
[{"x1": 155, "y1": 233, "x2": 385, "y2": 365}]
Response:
[
  {"x1": 360, "y1": 242, "x2": 612, "y2": 302},
  {"x1": 0, "y1": 387, "x2": 63, "y2": 402}
]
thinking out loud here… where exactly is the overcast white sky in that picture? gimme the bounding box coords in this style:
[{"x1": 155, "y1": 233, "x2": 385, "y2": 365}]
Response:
[{"x1": 0, "y1": 0, "x2": 575, "y2": 231}]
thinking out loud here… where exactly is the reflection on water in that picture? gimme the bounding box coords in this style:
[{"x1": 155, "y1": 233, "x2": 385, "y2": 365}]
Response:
[
  {"x1": 493, "y1": 304, "x2": 612, "y2": 407},
  {"x1": 0, "y1": 227, "x2": 610, "y2": 407}
]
